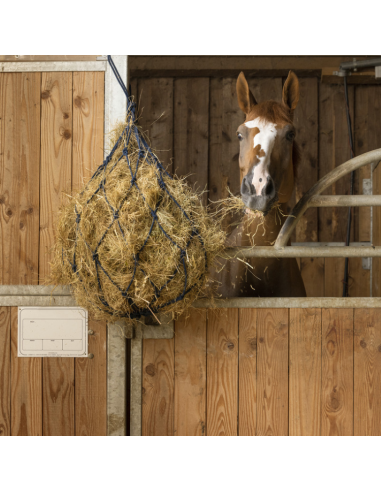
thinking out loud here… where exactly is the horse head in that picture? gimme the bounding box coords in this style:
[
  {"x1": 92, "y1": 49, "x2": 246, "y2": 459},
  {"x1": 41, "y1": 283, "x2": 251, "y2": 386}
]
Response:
[{"x1": 236, "y1": 71, "x2": 300, "y2": 215}]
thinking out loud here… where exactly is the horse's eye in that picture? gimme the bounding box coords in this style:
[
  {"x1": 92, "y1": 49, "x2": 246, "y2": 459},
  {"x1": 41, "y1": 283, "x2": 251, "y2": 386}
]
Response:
[
  {"x1": 286, "y1": 131, "x2": 295, "y2": 142},
  {"x1": 237, "y1": 133, "x2": 243, "y2": 142}
]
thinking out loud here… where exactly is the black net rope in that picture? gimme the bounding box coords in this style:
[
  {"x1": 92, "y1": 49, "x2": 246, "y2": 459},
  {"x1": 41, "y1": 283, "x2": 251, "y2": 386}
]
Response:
[{"x1": 63, "y1": 55, "x2": 208, "y2": 321}]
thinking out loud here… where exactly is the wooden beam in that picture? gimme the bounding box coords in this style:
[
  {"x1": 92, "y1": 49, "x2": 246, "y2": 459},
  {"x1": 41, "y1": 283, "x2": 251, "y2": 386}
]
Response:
[
  {"x1": 0, "y1": 55, "x2": 102, "y2": 62},
  {"x1": 321, "y1": 67, "x2": 381, "y2": 85},
  {"x1": 128, "y1": 56, "x2": 376, "y2": 78}
]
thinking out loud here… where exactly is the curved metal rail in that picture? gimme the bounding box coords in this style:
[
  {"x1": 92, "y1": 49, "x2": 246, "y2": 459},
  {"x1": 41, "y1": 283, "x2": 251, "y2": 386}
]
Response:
[{"x1": 274, "y1": 148, "x2": 381, "y2": 250}]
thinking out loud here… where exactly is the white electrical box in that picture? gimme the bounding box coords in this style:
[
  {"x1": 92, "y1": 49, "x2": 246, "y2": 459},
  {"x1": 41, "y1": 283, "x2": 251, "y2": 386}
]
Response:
[{"x1": 18, "y1": 307, "x2": 88, "y2": 358}]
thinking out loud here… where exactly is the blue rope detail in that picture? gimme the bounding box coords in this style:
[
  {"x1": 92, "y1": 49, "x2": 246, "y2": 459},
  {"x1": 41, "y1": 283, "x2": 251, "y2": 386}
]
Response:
[{"x1": 67, "y1": 56, "x2": 208, "y2": 322}]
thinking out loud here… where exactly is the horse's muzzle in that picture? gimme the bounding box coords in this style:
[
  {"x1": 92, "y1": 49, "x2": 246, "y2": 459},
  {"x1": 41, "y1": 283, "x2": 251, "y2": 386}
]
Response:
[{"x1": 241, "y1": 175, "x2": 277, "y2": 214}]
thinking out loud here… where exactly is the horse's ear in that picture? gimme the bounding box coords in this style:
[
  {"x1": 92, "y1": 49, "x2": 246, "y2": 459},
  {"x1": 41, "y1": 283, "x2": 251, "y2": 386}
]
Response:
[
  {"x1": 236, "y1": 72, "x2": 257, "y2": 114},
  {"x1": 282, "y1": 71, "x2": 300, "y2": 115}
]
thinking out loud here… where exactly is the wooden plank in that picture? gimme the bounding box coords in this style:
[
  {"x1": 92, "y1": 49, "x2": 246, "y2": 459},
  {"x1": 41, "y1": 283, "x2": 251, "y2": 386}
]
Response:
[
  {"x1": 354, "y1": 308, "x2": 381, "y2": 436},
  {"x1": 207, "y1": 309, "x2": 238, "y2": 436},
  {"x1": 40, "y1": 72, "x2": 72, "y2": 282},
  {"x1": 289, "y1": 308, "x2": 321, "y2": 436},
  {"x1": 292, "y1": 78, "x2": 324, "y2": 297},
  {"x1": 321, "y1": 67, "x2": 381, "y2": 85},
  {"x1": 40, "y1": 72, "x2": 74, "y2": 436},
  {"x1": 238, "y1": 308, "x2": 257, "y2": 436},
  {"x1": 142, "y1": 339, "x2": 174, "y2": 436},
  {"x1": 75, "y1": 319, "x2": 107, "y2": 436},
  {"x1": 174, "y1": 78, "x2": 209, "y2": 205},
  {"x1": 319, "y1": 83, "x2": 354, "y2": 297},
  {"x1": 256, "y1": 308, "x2": 289, "y2": 436},
  {"x1": 10, "y1": 307, "x2": 42, "y2": 436},
  {"x1": 72, "y1": 72, "x2": 107, "y2": 436},
  {"x1": 137, "y1": 78, "x2": 174, "y2": 172},
  {"x1": 0, "y1": 73, "x2": 40, "y2": 285},
  {"x1": 129, "y1": 56, "x2": 373, "y2": 78},
  {"x1": 0, "y1": 307, "x2": 11, "y2": 436},
  {"x1": 321, "y1": 308, "x2": 354, "y2": 436},
  {"x1": 174, "y1": 310, "x2": 207, "y2": 436}
]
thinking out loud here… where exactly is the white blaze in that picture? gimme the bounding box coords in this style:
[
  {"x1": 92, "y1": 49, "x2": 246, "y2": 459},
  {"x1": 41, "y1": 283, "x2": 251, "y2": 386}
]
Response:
[{"x1": 245, "y1": 118, "x2": 277, "y2": 195}]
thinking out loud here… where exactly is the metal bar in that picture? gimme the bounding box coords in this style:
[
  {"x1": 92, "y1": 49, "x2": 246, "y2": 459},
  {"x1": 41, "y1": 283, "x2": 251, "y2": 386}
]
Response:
[
  {"x1": 0, "y1": 285, "x2": 71, "y2": 296},
  {"x1": 340, "y1": 57, "x2": 381, "y2": 72},
  {"x1": 0, "y1": 296, "x2": 76, "y2": 307},
  {"x1": 105, "y1": 55, "x2": 129, "y2": 437},
  {"x1": 130, "y1": 338, "x2": 142, "y2": 437},
  {"x1": 107, "y1": 321, "x2": 127, "y2": 436},
  {"x1": 194, "y1": 297, "x2": 381, "y2": 309},
  {"x1": 292, "y1": 242, "x2": 370, "y2": 247},
  {"x1": 225, "y1": 246, "x2": 381, "y2": 259},
  {"x1": 309, "y1": 195, "x2": 381, "y2": 208},
  {"x1": 0, "y1": 61, "x2": 107, "y2": 72},
  {"x1": 275, "y1": 149, "x2": 381, "y2": 249}
]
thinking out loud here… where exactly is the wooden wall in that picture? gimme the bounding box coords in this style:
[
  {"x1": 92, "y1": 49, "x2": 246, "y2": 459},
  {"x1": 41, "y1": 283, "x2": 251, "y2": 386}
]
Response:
[
  {"x1": 131, "y1": 75, "x2": 381, "y2": 298},
  {"x1": 0, "y1": 72, "x2": 107, "y2": 436},
  {"x1": 141, "y1": 307, "x2": 381, "y2": 436}
]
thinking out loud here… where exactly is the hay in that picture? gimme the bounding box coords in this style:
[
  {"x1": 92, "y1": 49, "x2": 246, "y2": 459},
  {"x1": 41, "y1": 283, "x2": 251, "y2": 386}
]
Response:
[{"x1": 50, "y1": 111, "x2": 226, "y2": 323}]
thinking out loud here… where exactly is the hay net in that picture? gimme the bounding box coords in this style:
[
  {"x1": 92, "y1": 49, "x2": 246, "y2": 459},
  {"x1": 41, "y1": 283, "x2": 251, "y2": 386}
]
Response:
[{"x1": 52, "y1": 56, "x2": 222, "y2": 323}]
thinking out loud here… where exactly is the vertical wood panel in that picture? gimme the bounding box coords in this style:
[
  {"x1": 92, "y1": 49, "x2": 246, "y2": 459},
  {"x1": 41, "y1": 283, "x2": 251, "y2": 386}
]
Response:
[
  {"x1": 293, "y1": 78, "x2": 324, "y2": 297},
  {"x1": 207, "y1": 309, "x2": 238, "y2": 436},
  {"x1": 0, "y1": 307, "x2": 11, "y2": 436},
  {"x1": 238, "y1": 308, "x2": 257, "y2": 436},
  {"x1": 289, "y1": 308, "x2": 321, "y2": 436},
  {"x1": 75, "y1": 320, "x2": 107, "y2": 436},
  {"x1": 0, "y1": 73, "x2": 40, "y2": 285},
  {"x1": 174, "y1": 310, "x2": 207, "y2": 436},
  {"x1": 10, "y1": 307, "x2": 42, "y2": 436},
  {"x1": 72, "y1": 72, "x2": 107, "y2": 436},
  {"x1": 40, "y1": 72, "x2": 74, "y2": 436},
  {"x1": 354, "y1": 309, "x2": 381, "y2": 436},
  {"x1": 319, "y1": 83, "x2": 354, "y2": 297},
  {"x1": 321, "y1": 308, "x2": 353, "y2": 436},
  {"x1": 142, "y1": 339, "x2": 174, "y2": 436},
  {"x1": 174, "y1": 78, "x2": 209, "y2": 205},
  {"x1": 137, "y1": 78, "x2": 174, "y2": 172},
  {"x1": 256, "y1": 308, "x2": 288, "y2": 436}
]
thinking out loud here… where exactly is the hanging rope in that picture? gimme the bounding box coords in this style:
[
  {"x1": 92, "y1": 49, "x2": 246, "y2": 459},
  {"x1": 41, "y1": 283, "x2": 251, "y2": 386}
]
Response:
[{"x1": 62, "y1": 56, "x2": 208, "y2": 321}]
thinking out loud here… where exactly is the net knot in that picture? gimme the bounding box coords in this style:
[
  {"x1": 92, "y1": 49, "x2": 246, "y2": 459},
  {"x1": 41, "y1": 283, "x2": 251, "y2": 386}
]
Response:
[
  {"x1": 92, "y1": 252, "x2": 99, "y2": 263},
  {"x1": 76, "y1": 214, "x2": 81, "y2": 224},
  {"x1": 113, "y1": 211, "x2": 120, "y2": 220}
]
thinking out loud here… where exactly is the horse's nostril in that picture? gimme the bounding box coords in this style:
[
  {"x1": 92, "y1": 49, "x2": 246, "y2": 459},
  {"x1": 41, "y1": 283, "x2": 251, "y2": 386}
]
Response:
[{"x1": 265, "y1": 179, "x2": 274, "y2": 196}]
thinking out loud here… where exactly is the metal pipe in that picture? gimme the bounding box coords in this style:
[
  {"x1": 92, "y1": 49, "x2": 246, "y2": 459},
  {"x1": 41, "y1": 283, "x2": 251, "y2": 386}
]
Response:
[
  {"x1": 309, "y1": 195, "x2": 381, "y2": 207},
  {"x1": 225, "y1": 246, "x2": 381, "y2": 259},
  {"x1": 275, "y1": 149, "x2": 381, "y2": 249},
  {"x1": 340, "y1": 57, "x2": 381, "y2": 72},
  {"x1": 193, "y1": 297, "x2": 381, "y2": 309}
]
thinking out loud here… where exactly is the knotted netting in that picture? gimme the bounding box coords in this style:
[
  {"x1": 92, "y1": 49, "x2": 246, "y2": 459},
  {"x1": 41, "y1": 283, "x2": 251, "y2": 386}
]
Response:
[{"x1": 51, "y1": 56, "x2": 225, "y2": 323}]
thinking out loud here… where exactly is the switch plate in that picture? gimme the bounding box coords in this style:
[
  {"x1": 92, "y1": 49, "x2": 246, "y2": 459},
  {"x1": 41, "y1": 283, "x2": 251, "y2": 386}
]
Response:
[{"x1": 18, "y1": 307, "x2": 88, "y2": 358}]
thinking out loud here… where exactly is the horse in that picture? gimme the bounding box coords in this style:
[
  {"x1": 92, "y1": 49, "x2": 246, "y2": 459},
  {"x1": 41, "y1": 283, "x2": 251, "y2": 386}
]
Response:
[{"x1": 216, "y1": 70, "x2": 306, "y2": 298}]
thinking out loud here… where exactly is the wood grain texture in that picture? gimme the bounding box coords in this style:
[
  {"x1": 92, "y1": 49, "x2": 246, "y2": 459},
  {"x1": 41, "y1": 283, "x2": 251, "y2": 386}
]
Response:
[
  {"x1": 72, "y1": 72, "x2": 107, "y2": 436},
  {"x1": 0, "y1": 73, "x2": 40, "y2": 285},
  {"x1": 40, "y1": 72, "x2": 74, "y2": 436},
  {"x1": 289, "y1": 308, "x2": 321, "y2": 436},
  {"x1": 174, "y1": 310, "x2": 206, "y2": 436},
  {"x1": 207, "y1": 309, "x2": 238, "y2": 436},
  {"x1": 174, "y1": 78, "x2": 209, "y2": 205},
  {"x1": 42, "y1": 358, "x2": 74, "y2": 436},
  {"x1": 10, "y1": 307, "x2": 42, "y2": 436},
  {"x1": 293, "y1": 78, "x2": 324, "y2": 297},
  {"x1": 75, "y1": 319, "x2": 107, "y2": 436},
  {"x1": 256, "y1": 308, "x2": 288, "y2": 436},
  {"x1": 142, "y1": 339, "x2": 174, "y2": 436},
  {"x1": 0, "y1": 307, "x2": 11, "y2": 436},
  {"x1": 319, "y1": 83, "x2": 354, "y2": 297},
  {"x1": 238, "y1": 309, "x2": 257, "y2": 436},
  {"x1": 40, "y1": 72, "x2": 72, "y2": 282},
  {"x1": 137, "y1": 78, "x2": 174, "y2": 172},
  {"x1": 321, "y1": 308, "x2": 354, "y2": 436},
  {"x1": 354, "y1": 309, "x2": 381, "y2": 436}
]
